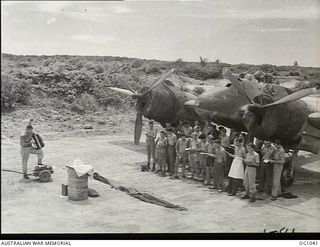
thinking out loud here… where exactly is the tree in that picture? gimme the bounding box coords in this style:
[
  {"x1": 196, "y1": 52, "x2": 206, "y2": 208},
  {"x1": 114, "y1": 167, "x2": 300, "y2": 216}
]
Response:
[
  {"x1": 294, "y1": 61, "x2": 298, "y2": 66},
  {"x1": 215, "y1": 59, "x2": 220, "y2": 64}
]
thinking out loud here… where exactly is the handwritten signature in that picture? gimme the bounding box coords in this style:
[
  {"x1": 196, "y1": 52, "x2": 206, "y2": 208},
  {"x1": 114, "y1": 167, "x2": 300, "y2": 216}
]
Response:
[{"x1": 264, "y1": 227, "x2": 295, "y2": 233}]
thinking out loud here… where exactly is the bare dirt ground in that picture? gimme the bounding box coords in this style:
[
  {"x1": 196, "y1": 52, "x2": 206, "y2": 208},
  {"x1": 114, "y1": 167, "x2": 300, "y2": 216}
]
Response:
[
  {"x1": 1, "y1": 91, "x2": 320, "y2": 234},
  {"x1": 1, "y1": 131, "x2": 320, "y2": 233}
]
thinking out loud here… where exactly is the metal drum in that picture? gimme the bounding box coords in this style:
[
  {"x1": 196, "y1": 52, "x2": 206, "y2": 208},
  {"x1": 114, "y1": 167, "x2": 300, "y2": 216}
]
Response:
[{"x1": 67, "y1": 167, "x2": 88, "y2": 201}]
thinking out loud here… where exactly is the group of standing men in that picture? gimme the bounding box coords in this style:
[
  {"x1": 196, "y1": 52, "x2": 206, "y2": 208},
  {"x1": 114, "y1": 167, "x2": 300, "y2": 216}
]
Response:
[{"x1": 144, "y1": 120, "x2": 286, "y2": 203}]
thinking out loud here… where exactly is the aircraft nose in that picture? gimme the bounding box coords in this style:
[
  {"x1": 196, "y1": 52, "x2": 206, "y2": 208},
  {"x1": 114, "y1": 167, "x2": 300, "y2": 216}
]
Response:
[{"x1": 185, "y1": 99, "x2": 200, "y2": 107}]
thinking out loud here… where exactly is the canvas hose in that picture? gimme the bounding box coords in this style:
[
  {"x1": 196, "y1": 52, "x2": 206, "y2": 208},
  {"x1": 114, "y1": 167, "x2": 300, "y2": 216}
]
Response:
[{"x1": 93, "y1": 172, "x2": 187, "y2": 211}]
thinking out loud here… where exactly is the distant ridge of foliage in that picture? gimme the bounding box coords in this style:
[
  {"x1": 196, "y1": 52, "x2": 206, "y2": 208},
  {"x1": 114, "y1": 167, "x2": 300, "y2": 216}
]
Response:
[{"x1": 1, "y1": 53, "x2": 319, "y2": 112}]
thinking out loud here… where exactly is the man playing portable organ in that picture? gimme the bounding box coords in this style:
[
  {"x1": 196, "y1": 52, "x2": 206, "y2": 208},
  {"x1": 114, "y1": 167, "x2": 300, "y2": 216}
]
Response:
[{"x1": 20, "y1": 125, "x2": 45, "y2": 179}]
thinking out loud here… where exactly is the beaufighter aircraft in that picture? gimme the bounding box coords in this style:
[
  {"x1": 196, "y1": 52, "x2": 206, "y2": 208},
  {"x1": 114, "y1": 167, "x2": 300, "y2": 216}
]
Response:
[
  {"x1": 185, "y1": 68, "x2": 320, "y2": 186},
  {"x1": 108, "y1": 69, "x2": 201, "y2": 144}
]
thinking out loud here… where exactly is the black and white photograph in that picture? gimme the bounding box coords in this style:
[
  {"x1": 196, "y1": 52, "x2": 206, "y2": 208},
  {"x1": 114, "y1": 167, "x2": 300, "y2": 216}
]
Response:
[{"x1": 1, "y1": 0, "x2": 320, "y2": 237}]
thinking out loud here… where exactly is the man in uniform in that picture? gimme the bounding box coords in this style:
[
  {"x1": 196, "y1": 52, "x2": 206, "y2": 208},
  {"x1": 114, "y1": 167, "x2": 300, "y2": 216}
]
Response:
[
  {"x1": 145, "y1": 120, "x2": 157, "y2": 171},
  {"x1": 174, "y1": 133, "x2": 190, "y2": 178},
  {"x1": 205, "y1": 135, "x2": 216, "y2": 186},
  {"x1": 166, "y1": 127, "x2": 177, "y2": 176},
  {"x1": 20, "y1": 125, "x2": 44, "y2": 179},
  {"x1": 198, "y1": 133, "x2": 208, "y2": 181},
  {"x1": 270, "y1": 140, "x2": 286, "y2": 201},
  {"x1": 182, "y1": 122, "x2": 193, "y2": 137},
  {"x1": 189, "y1": 132, "x2": 200, "y2": 179},
  {"x1": 242, "y1": 143, "x2": 260, "y2": 202},
  {"x1": 213, "y1": 139, "x2": 226, "y2": 192},
  {"x1": 258, "y1": 140, "x2": 276, "y2": 195},
  {"x1": 220, "y1": 128, "x2": 231, "y2": 175}
]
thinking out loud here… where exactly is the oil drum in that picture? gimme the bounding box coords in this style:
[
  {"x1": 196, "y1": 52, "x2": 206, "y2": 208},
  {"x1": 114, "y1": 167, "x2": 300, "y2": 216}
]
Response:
[{"x1": 67, "y1": 167, "x2": 88, "y2": 201}]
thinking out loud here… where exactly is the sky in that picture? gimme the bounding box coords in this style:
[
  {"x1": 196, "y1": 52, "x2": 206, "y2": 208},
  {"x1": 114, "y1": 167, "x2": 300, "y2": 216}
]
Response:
[{"x1": 1, "y1": 0, "x2": 320, "y2": 66}]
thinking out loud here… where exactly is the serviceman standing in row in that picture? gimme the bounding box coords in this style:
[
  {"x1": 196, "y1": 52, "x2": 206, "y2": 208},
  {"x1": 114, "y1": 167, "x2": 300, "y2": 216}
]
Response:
[
  {"x1": 155, "y1": 130, "x2": 168, "y2": 177},
  {"x1": 242, "y1": 143, "x2": 260, "y2": 202},
  {"x1": 145, "y1": 120, "x2": 157, "y2": 171},
  {"x1": 198, "y1": 133, "x2": 208, "y2": 181},
  {"x1": 212, "y1": 139, "x2": 226, "y2": 192},
  {"x1": 166, "y1": 127, "x2": 177, "y2": 176},
  {"x1": 259, "y1": 140, "x2": 276, "y2": 195},
  {"x1": 270, "y1": 140, "x2": 286, "y2": 201},
  {"x1": 174, "y1": 133, "x2": 190, "y2": 178}
]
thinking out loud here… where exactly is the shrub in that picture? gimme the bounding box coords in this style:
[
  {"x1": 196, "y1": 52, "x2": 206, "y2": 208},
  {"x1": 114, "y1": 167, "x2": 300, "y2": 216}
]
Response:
[
  {"x1": 1, "y1": 75, "x2": 31, "y2": 111},
  {"x1": 289, "y1": 71, "x2": 301, "y2": 76},
  {"x1": 259, "y1": 64, "x2": 275, "y2": 72},
  {"x1": 70, "y1": 93, "x2": 100, "y2": 114},
  {"x1": 131, "y1": 59, "x2": 144, "y2": 68},
  {"x1": 181, "y1": 64, "x2": 221, "y2": 80}
]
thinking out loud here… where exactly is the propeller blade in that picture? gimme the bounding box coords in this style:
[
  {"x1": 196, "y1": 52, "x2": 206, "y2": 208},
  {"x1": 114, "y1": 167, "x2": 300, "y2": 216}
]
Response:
[
  {"x1": 107, "y1": 87, "x2": 135, "y2": 97},
  {"x1": 222, "y1": 68, "x2": 254, "y2": 104},
  {"x1": 261, "y1": 87, "x2": 318, "y2": 108},
  {"x1": 134, "y1": 112, "x2": 143, "y2": 145},
  {"x1": 119, "y1": 80, "x2": 137, "y2": 94},
  {"x1": 142, "y1": 69, "x2": 175, "y2": 96}
]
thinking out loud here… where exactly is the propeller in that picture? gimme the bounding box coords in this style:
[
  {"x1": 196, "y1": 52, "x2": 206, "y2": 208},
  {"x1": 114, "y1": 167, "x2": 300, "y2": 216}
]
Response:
[
  {"x1": 223, "y1": 68, "x2": 318, "y2": 109},
  {"x1": 134, "y1": 105, "x2": 143, "y2": 145},
  {"x1": 222, "y1": 68, "x2": 254, "y2": 104},
  {"x1": 107, "y1": 69, "x2": 175, "y2": 145},
  {"x1": 260, "y1": 87, "x2": 318, "y2": 108},
  {"x1": 223, "y1": 68, "x2": 320, "y2": 133},
  {"x1": 141, "y1": 69, "x2": 175, "y2": 96},
  {"x1": 107, "y1": 87, "x2": 136, "y2": 97}
]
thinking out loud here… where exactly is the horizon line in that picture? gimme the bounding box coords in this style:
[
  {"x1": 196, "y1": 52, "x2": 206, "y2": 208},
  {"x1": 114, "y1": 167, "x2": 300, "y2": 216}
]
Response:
[{"x1": 2, "y1": 52, "x2": 319, "y2": 69}]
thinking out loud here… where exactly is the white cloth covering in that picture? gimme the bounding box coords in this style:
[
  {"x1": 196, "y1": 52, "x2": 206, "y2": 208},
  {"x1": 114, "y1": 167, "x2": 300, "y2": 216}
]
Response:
[
  {"x1": 228, "y1": 157, "x2": 244, "y2": 179},
  {"x1": 66, "y1": 159, "x2": 93, "y2": 177}
]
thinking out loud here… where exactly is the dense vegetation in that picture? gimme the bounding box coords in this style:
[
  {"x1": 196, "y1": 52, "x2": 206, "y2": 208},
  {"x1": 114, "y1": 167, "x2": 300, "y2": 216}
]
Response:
[{"x1": 1, "y1": 53, "x2": 319, "y2": 113}]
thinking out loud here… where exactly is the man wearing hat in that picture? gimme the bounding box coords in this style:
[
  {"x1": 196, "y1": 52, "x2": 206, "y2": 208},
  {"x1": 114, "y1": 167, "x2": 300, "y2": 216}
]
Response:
[
  {"x1": 166, "y1": 127, "x2": 177, "y2": 176},
  {"x1": 145, "y1": 120, "x2": 157, "y2": 171},
  {"x1": 20, "y1": 125, "x2": 44, "y2": 179}
]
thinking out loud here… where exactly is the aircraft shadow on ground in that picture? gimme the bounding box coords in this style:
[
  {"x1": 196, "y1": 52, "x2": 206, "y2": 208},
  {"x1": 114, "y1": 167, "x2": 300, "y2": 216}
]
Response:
[{"x1": 108, "y1": 140, "x2": 147, "y2": 155}]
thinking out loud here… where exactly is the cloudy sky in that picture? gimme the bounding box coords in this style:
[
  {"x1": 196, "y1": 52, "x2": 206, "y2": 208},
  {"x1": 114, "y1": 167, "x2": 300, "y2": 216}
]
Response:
[{"x1": 2, "y1": 0, "x2": 319, "y2": 66}]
